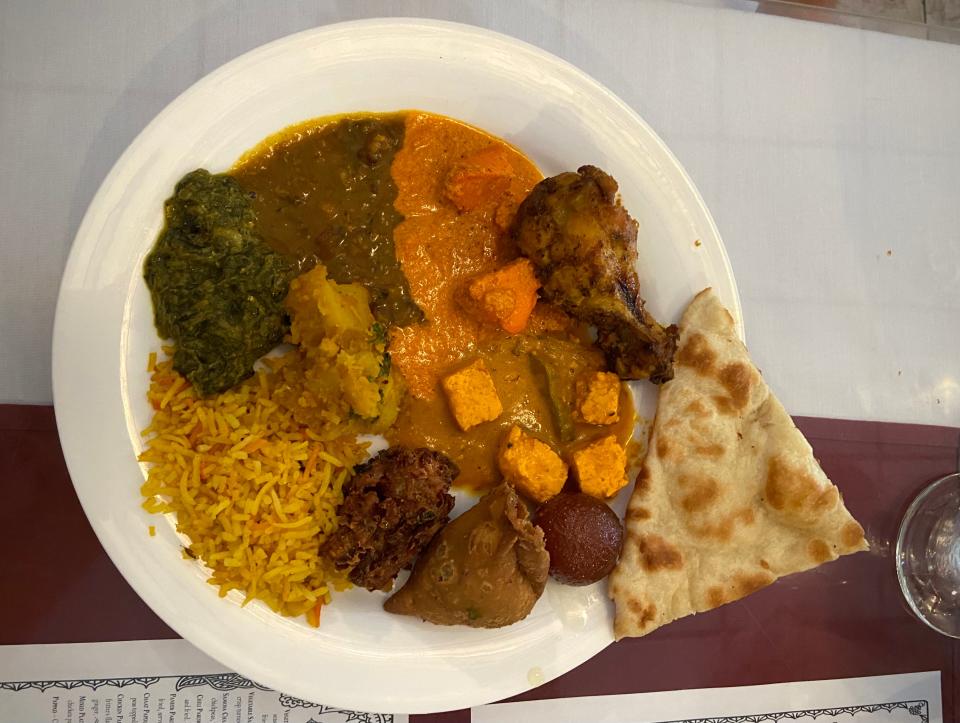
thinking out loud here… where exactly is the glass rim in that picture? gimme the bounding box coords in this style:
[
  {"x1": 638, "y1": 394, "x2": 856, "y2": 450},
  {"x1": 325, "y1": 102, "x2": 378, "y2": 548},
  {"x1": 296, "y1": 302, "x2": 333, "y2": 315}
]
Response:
[{"x1": 895, "y1": 471, "x2": 960, "y2": 639}]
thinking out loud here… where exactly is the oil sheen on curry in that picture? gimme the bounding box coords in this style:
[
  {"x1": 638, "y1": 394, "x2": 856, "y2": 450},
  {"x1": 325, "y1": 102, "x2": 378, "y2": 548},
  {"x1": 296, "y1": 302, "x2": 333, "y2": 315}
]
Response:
[
  {"x1": 229, "y1": 110, "x2": 634, "y2": 492},
  {"x1": 142, "y1": 107, "x2": 864, "y2": 638},
  {"x1": 141, "y1": 107, "x2": 652, "y2": 630}
]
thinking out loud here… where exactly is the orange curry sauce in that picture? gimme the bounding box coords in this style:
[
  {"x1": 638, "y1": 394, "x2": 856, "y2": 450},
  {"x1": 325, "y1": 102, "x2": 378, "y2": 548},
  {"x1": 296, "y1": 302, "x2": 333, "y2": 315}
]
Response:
[
  {"x1": 387, "y1": 112, "x2": 539, "y2": 397},
  {"x1": 387, "y1": 113, "x2": 634, "y2": 490}
]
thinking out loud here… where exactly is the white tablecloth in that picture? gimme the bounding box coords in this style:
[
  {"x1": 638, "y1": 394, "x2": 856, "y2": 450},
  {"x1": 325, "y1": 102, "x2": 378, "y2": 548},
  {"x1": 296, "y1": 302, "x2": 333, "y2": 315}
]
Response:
[{"x1": 3, "y1": 0, "x2": 958, "y2": 427}]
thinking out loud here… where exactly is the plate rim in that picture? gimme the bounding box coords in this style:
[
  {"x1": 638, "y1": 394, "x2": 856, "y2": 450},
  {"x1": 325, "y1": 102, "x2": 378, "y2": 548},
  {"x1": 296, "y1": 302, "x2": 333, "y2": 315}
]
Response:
[{"x1": 52, "y1": 17, "x2": 742, "y2": 714}]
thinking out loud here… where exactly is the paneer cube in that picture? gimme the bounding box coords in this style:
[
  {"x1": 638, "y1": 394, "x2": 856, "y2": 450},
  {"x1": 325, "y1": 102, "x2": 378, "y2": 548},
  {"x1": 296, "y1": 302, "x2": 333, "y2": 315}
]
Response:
[
  {"x1": 574, "y1": 371, "x2": 621, "y2": 425},
  {"x1": 497, "y1": 425, "x2": 568, "y2": 503},
  {"x1": 571, "y1": 435, "x2": 628, "y2": 499},
  {"x1": 441, "y1": 359, "x2": 502, "y2": 431}
]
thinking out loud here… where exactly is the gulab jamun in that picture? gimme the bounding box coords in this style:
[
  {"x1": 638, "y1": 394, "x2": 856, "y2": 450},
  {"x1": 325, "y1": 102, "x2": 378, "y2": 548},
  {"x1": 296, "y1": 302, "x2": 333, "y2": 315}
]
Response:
[{"x1": 535, "y1": 492, "x2": 624, "y2": 585}]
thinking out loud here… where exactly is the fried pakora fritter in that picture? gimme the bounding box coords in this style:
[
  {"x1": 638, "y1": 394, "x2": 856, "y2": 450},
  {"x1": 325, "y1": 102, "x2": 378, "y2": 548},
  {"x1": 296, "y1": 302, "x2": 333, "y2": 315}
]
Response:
[{"x1": 322, "y1": 447, "x2": 458, "y2": 591}]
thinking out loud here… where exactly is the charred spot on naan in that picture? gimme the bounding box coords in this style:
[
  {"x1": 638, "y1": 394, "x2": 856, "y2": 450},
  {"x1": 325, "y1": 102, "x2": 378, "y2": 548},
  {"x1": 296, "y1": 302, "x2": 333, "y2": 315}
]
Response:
[
  {"x1": 677, "y1": 474, "x2": 720, "y2": 513},
  {"x1": 670, "y1": 474, "x2": 756, "y2": 542},
  {"x1": 627, "y1": 598, "x2": 658, "y2": 629},
  {"x1": 807, "y1": 538, "x2": 836, "y2": 564},
  {"x1": 676, "y1": 332, "x2": 716, "y2": 375},
  {"x1": 663, "y1": 396, "x2": 717, "y2": 442},
  {"x1": 634, "y1": 466, "x2": 652, "y2": 496},
  {"x1": 711, "y1": 362, "x2": 758, "y2": 416},
  {"x1": 842, "y1": 520, "x2": 867, "y2": 549},
  {"x1": 612, "y1": 289, "x2": 868, "y2": 640},
  {"x1": 736, "y1": 570, "x2": 776, "y2": 596},
  {"x1": 764, "y1": 456, "x2": 840, "y2": 526},
  {"x1": 712, "y1": 395, "x2": 738, "y2": 415},
  {"x1": 705, "y1": 587, "x2": 725, "y2": 609},
  {"x1": 637, "y1": 534, "x2": 684, "y2": 572},
  {"x1": 690, "y1": 507, "x2": 756, "y2": 543},
  {"x1": 693, "y1": 443, "x2": 724, "y2": 458},
  {"x1": 704, "y1": 570, "x2": 775, "y2": 609},
  {"x1": 655, "y1": 437, "x2": 671, "y2": 460},
  {"x1": 718, "y1": 362, "x2": 753, "y2": 410},
  {"x1": 626, "y1": 506, "x2": 652, "y2": 522},
  {"x1": 658, "y1": 438, "x2": 724, "y2": 462},
  {"x1": 677, "y1": 330, "x2": 755, "y2": 415}
]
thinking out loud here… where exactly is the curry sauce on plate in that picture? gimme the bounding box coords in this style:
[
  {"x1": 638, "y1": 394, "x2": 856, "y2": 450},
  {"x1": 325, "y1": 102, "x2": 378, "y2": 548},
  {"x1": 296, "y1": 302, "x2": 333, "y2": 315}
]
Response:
[
  {"x1": 140, "y1": 109, "x2": 642, "y2": 628},
  {"x1": 233, "y1": 113, "x2": 420, "y2": 326}
]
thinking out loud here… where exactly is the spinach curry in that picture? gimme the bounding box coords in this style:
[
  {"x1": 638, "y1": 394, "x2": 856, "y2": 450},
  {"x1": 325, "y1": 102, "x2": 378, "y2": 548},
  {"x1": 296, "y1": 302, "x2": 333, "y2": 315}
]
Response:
[
  {"x1": 143, "y1": 169, "x2": 292, "y2": 396},
  {"x1": 144, "y1": 115, "x2": 419, "y2": 396},
  {"x1": 144, "y1": 111, "x2": 634, "y2": 492}
]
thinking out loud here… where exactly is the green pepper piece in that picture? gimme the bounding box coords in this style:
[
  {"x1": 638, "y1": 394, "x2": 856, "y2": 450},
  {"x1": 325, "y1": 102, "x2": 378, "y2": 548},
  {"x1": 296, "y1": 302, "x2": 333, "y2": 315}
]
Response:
[{"x1": 528, "y1": 352, "x2": 575, "y2": 442}]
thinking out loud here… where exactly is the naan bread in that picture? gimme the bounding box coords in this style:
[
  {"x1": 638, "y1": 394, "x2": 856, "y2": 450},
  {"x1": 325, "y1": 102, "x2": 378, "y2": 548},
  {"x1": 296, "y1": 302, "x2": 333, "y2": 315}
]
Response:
[{"x1": 609, "y1": 288, "x2": 867, "y2": 639}]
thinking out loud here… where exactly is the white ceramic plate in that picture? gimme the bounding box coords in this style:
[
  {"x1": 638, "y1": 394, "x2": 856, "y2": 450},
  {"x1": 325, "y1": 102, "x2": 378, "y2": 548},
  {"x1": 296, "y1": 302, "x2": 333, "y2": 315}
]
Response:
[{"x1": 53, "y1": 19, "x2": 742, "y2": 715}]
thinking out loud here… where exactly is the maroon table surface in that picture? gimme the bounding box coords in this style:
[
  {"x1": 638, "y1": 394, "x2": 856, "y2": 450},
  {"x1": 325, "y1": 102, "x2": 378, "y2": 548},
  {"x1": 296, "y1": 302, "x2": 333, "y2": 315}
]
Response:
[{"x1": 2, "y1": 404, "x2": 958, "y2": 722}]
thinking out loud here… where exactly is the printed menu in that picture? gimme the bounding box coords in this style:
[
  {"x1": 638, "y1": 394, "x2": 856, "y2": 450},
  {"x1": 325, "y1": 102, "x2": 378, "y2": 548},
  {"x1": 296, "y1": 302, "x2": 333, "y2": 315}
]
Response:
[
  {"x1": 0, "y1": 640, "x2": 403, "y2": 723},
  {"x1": 472, "y1": 671, "x2": 942, "y2": 723},
  {"x1": 1, "y1": 639, "x2": 941, "y2": 723}
]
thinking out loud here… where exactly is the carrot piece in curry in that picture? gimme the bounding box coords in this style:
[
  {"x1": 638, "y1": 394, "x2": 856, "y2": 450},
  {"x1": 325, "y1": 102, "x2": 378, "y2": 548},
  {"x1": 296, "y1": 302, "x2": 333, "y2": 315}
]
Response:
[
  {"x1": 466, "y1": 258, "x2": 541, "y2": 334},
  {"x1": 444, "y1": 145, "x2": 515, "y2": 212}
]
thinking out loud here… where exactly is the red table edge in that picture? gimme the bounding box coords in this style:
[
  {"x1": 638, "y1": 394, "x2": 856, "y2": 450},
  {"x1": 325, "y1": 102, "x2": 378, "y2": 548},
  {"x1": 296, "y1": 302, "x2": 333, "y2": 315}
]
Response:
[{"x1": 4, "y1": 403, "x2": 958, "y2": 722}]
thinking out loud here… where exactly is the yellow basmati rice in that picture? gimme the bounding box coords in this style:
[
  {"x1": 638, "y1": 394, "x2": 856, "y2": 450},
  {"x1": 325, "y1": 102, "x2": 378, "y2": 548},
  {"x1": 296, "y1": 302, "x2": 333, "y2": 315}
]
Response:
[{"x1": 139, "y1": 351, "x2": 366, "y2": 625}]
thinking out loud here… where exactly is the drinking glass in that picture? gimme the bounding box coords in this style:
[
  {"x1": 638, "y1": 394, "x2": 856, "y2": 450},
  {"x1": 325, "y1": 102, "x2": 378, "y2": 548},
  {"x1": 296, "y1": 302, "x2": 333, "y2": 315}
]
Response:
[{"x1": 896, "y1": 472, "x2": 960, "y2": 638}]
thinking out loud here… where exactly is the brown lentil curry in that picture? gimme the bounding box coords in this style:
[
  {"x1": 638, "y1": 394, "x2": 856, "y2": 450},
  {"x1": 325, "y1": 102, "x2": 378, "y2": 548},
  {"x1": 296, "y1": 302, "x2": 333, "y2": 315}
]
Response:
[
  {"x1": 146, "y1": 110, "x2": 635, "y2": 492},
  {"x1": 233, "y1": 113, "x2": 422, "y2": 327}
]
